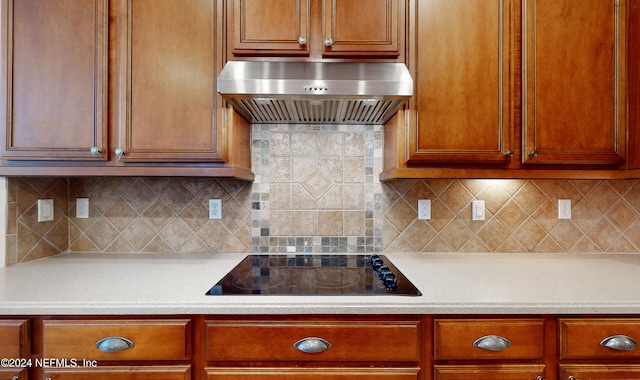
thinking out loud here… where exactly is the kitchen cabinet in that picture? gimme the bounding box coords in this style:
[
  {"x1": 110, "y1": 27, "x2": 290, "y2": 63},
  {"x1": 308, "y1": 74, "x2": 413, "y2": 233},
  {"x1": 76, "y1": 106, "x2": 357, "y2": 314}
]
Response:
[
  {"x1": 382, "y1": 0, "x2": 631, "y2": 180},
  {"x1": 204, "y1": 317, "x2": 421, "y2": 379},
  {"x1": 558, "y1": 318, "x2": 640, "y2": 380},
  {"x1": 226, "y1": 0, "x2": 405, "y2": 61},
  {"x1": 522, "y1": 0, "x2": 626, "y2": 166},
  {"x1": 0, "y1": 0, "x2": 252, "y2": 179},
  {"x1": 40, "y1": 319, "x2": 191, "y2": 380},
  {"x1": 433, "y1": 318, "x2": 546, "y2": 380},
  {"x1": 0, "y1": 319, "x2": 29, "y2": 380}
]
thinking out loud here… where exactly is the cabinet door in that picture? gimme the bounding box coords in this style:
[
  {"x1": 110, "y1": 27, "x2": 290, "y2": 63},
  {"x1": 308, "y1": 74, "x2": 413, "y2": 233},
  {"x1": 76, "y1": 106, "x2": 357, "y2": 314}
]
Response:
[
  {"x1": 322, "y1": 0, "x2": 403, "y2": 58},
  {"x1": 115, "y1": 0, "x2": 225, "y2": 163},
  {"x1": 206, "y1": 367, "x2": 419, "y2": 379},
  {"x1": 522, "y1": 0, "x2": 626, "y2": 165},
  {"x1": 0, "y1": 368, "x2": 27, "y2": 380},
  {"x1": 0, "y1": 320, "x2": 29, "y2": 358},
  {"x1": 407, "y1": 0, "x2": 514, "y2": 165},
  {"x1": 0, "y1": 0, "x2": 108, "y2": 160},
  {"x1": 227, "y1": 0, "x2": 310, "y2": 57},
  {"x1": 43, "y1": 366, "x2": 191, "y2": 380},
  {"x1": 560, "y1": 364, "x2": 640, "y2": 380},
  {"x1": 434, "y1": 364, "x2": 545, "y2": 380}
]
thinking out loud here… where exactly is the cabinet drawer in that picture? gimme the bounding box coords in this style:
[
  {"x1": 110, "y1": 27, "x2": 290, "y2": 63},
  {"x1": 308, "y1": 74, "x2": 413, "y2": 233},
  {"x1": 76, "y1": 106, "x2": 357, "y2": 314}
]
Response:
[
  {"x1": 43, "y1": 319, "x2": 191, "y2": 361},
  {"x1": 434, "y1": 364, "x2": 545, "y2": 380},
  {"x1": 205, "y1": 367, "x2": 420, "y2": 379},
  {"x1": 42, "y1": 365, "x2": 191, "y2": 380},
  {"x1": 434, "y1": 319, "x2": 544, "y2": 360},
  {"x1": 205, "y1": 319, "x2": 420, "y2": 362},
  {"x1": 0, "y1": 367, "x2": 28, "y2": 380},
  {"x1": 559, "y1": 318, "x2": 640, "y2": 359},
  {"x1": 559, "y1": 364, "x2": 640, "y2": 379},
  {"x1": 0, "y1": 320, "x2": 29, "y2": 358}
]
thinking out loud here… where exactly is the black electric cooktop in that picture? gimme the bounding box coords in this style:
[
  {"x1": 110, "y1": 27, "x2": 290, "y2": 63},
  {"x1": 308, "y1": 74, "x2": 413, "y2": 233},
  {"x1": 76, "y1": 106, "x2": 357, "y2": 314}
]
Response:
[{"x1": 206, "y1": 254, "x2": 422, "y2": 296}]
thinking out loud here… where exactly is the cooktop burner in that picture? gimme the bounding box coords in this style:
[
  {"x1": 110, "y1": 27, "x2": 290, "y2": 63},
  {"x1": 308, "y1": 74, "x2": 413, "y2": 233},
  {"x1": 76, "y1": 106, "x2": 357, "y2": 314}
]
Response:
[{"x1": 206, "y1": 254, "x2": 422, "y2": 296}]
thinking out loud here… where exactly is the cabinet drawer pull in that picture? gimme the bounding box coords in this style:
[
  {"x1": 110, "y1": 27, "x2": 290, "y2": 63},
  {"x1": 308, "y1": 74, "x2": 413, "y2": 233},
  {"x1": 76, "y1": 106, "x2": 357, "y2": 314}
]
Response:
[
  {"x1": 95, "y1": 336, "x2": 135, "y2": 352},
  {"x1": 472, "y1": 335, "x2": 512, "y2": 351},
  {"x1": 600, "y1": 334, "x2": 638, "y2": 351},
  {"x1": 293, "y1": 337, "x2": 332, "y2": 354}
]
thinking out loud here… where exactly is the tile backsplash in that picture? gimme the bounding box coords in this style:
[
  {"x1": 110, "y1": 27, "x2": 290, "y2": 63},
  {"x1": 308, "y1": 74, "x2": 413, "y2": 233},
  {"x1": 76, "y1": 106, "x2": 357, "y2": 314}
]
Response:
[{"x1": 5, "y1": 124, "x2": 640, "y2": 265}]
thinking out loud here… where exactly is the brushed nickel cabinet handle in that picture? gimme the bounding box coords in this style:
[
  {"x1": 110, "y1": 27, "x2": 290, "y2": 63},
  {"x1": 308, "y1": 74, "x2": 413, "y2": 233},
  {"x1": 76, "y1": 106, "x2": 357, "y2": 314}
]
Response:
[
  {"x1": 472, "y1": 334, "x2": 512, "y2": 351},
  {"x1": 324, "y1": 37, "x2": 333, "y2": 47},
  {"x1": 90, "y1": 146, "x2": 101, "y2": 155},
  {"x1": 95, "y1": 336, "x2": 135, "y2": 352},
  {"x1": 298, "y1": 36, "x2": 307, "y2": 45},
  {"x1": 600, "y1": 334, "x2": 638, "y2": 351},
  {"x1": 528, "y1": 150, "x2": 538, "y2": 157},
  {"x1": 293, "y1": 337, "x2": 332, "y2": 353},
  {"x1": 503, "y1": 150, "x2": 514, "y2": 157},
  {"x1": 114, "y1": 148, "x2": 125, "y2": 156}
]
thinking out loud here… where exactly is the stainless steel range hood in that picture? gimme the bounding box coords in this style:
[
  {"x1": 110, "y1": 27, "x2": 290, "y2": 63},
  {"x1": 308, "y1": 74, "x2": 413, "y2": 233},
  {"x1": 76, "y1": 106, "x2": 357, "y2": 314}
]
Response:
[{"x1": 217, "y1": 61, "x2": 413, "y2": 125}]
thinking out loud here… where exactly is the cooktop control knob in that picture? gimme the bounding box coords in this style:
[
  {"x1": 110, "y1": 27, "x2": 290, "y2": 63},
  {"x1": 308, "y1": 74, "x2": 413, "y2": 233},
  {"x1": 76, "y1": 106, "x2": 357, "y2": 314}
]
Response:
[
  {"x1": 382, "y1": 272, "x2": 398, "y2": 292},
  {"x1": 370, "y1": 256, "x2": 384, "y2": 271}
]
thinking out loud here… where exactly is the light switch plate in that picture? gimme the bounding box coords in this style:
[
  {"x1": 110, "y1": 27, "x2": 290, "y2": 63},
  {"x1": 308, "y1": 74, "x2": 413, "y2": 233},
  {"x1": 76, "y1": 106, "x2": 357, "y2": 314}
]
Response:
[
  {"x1": 472, "y1": 200, "x2": 485, "y2": 221},
  {"x1": 76, "y1": 198, "x2": 89, "y2": 219},
  {"x1": 37, "y1": 199, "x2": 54, "y2": 222}
]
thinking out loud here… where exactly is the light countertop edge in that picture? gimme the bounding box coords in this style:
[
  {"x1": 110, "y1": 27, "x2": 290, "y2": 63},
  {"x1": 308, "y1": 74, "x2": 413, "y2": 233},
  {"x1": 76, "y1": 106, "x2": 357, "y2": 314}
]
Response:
[{"x1": 2, "y1": 251, "x2": 640, "y2": 315}]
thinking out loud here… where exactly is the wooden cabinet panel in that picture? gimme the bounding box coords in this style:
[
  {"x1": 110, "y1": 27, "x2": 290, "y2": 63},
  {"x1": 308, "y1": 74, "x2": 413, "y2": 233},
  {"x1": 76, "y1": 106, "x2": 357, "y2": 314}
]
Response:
[
  {"x1": 322, "y1": 0, "x2": 401, "y2": 58},
  {"x1": 559, "y1": 318, "x2": 640, "y2": 360},
  {"x1": 434, "y1": 364, "x2": 545, "y2": 380},
  {"x1": 560, "y1": 364, "x2": 640, "y2": 379},
  {"x1": 226, "y1": 0, "x2": 404, "y2": 60},
  {"x1": 205, "y1": 319, "x2": 420, "y2": 362},
  {"x1": 1, "y1": 0, "x2": 108, "y2": 160},
  {"x1": 42, "y1": 365, "x2": 191, "y2": 380},
  {"x1": 0, "y1": 367, "x2": 27, "y2": 380},
  {"x1": 206, "y1": 367, "x2": 420, "y2": 379},
  {"x1": 43, "y1": 319, "x2": 191, "y2": 361},
  {"x1": 228, "y1": 0, "x2": 310, "y2": 56},
  {"x1": 407, "y1": 0, "x2": 514, "y2": 165},
  {"x1": 522, "y1": 0, "x2": 626, "y2": 165},
  {"x1": 434, "y1": 319, "x2": 544, "y2": 360},
  {"x1": 0, "y1": 319, "x2": 29, "y2": 358},
  {"x1": 115, "y1": 0, "x2": 225, "y2": 163}
]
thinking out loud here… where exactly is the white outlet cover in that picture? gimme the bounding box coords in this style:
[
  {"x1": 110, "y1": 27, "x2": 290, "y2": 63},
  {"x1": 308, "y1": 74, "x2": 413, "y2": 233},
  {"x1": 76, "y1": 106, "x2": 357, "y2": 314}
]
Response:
[
  {"x1": 418, "y1": 199, "x2": 431, "y2": 220},
  {"x1": 76, "y1": 198, "x2": 89, "y2": 219},
  {"x1": 209, "y1": 199, "x2": 222, "y2": 219},
  {"x1": 558, "y1": 199, "x2": 572, "y2": 219}
]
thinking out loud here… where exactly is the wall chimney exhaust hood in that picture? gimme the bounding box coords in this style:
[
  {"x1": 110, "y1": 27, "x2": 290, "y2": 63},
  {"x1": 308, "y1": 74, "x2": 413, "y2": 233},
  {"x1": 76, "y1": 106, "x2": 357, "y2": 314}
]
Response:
[{"x1": 217, "y1": 61, "x2": 413, "y2": 125}]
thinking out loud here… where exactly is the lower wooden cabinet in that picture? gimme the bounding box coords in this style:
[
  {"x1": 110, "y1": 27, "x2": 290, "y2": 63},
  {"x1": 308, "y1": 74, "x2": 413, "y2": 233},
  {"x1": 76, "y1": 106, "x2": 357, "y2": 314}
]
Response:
[
  {"x1": 42, "y1": 365, "x2": 191, "y2": 380},
  {"x1": 559, "y1": 364, "x2": 640, "y2": 380},
  {"x1": 0, "y1": 367, "x2": 28, "y2": 380},
  {"x1": 205, "y1": 367, "x2": 420, "y2": 379},
  {"x1": 434, "y1": 364, "x2": 545, "y2": 380}
]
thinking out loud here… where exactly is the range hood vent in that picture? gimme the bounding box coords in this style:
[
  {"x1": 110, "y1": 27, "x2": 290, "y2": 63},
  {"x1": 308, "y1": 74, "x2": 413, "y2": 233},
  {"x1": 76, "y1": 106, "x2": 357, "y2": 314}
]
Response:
[{"x1": 218, "y1": 61, "x2": 413, "y2": 125}]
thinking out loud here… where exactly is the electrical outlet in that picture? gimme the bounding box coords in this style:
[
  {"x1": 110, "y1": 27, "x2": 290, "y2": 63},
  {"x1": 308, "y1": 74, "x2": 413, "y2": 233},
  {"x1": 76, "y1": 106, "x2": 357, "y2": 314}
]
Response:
[
  {"x1": 418, "y1": 199, "x2": 431, "y2": 220},
  {"x1": 37, "y1": 199, "x2": 54, "y2": 222},
  {"x1": 558, "y1": 199, "x2": 571, "y2": 219},
  {"x1": 472, "y1": 200, "x2": 485, "y2": 221},
  {"x1": 209, "y1": 199, "x2": 222, "y2": 219},
  {"x1": 76, "y1": 198, "x2": 89, "y2": 219}
]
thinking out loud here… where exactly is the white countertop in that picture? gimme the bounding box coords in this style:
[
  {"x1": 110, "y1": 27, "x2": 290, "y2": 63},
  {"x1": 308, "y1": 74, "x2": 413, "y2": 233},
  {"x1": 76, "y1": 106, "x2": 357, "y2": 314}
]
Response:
[{"x1": 1, "y1": 252, "x2": 640, "y2": 315}]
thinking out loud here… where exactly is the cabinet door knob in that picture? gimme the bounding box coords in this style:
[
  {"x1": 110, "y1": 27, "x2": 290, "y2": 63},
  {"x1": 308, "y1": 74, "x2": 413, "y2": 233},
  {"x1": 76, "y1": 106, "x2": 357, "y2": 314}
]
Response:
[
  {"x1": 472, "y1": 335, "x2": 512, "y2": 351},
  {"x1": 600, "y1": 334, "x2": 638, "y2": 351},
  {"x1": 95, "y1": 336, "x2": 135, "y2": 352},
  {"x1": 115, "y1": 148, "x2": 125, "y2": 156},
  {"x1": 528, "y1": 150, "x2": 538, "y2": 157},
  {"x1": 298, "y1": 36, "x2": 307, "y2": 45},
  {"x1": 503, "y1": 150, "x2": 514, "y2": 157},
  {"x1": 293, "y1": 337, "x2": 332, "y2": 353},
  {"x1": 324, "y1": 37, "x2": 334, "y2": 47},
  {"x1": 90, "y1": 146, "x2": 101, "y2": 155}
]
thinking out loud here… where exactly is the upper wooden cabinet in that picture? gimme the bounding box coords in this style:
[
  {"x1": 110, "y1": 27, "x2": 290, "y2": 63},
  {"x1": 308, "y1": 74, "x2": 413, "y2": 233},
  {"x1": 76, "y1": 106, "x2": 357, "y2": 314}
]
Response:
[
  {"x1": 406, "y1": 0, "x2": 514, "y2": 166},
  {"x1": 0, "y1": 0, "x2": 108, "y2": 161},
  {"x1": 522, "y1": 0, "x2": 627, "y2": 166},
  {"x1": 226, "y1": 0, "x2": 405, "y2": 61},
  {"x1": 0, "y1": 0, "x2": 252, "y2": 179},
  {"x1": 382, "y1": 0, "x2": 632, "y2": 180}
]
